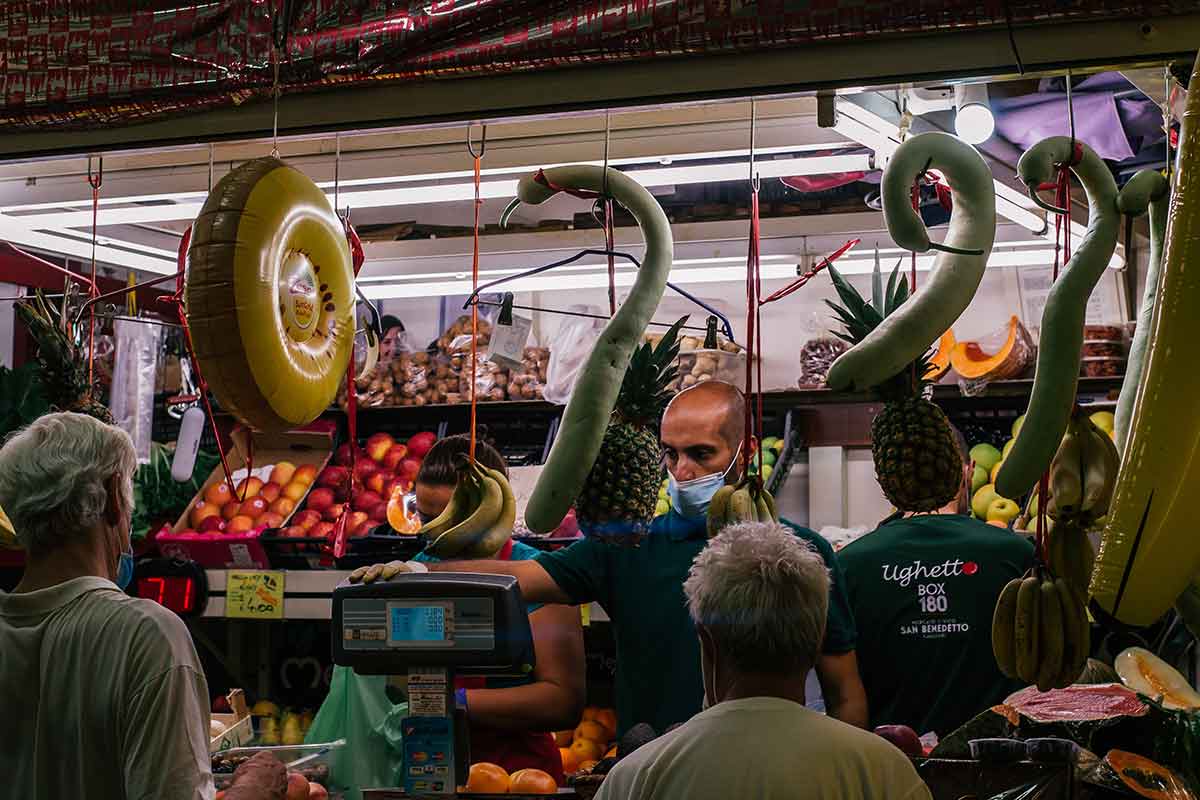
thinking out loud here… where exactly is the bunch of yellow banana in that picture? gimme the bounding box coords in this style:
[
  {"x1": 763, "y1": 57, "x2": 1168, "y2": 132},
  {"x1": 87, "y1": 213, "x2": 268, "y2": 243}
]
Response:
[
  {"x1": 1046, "y1": 520, "x2": 1096, "y2": 601},
  {"x1": 1046, "y1": 415, "x2": 1120, "y2": 526},
  {"x1": 421, "y1": 456, "x2": 516, "y2": 559},
  {"x1": 707, "y1": 476, "x2": 779, "y2": 538},
  {"x1": 992, "y1": 567, "x2": 1090, "y2": 690}
]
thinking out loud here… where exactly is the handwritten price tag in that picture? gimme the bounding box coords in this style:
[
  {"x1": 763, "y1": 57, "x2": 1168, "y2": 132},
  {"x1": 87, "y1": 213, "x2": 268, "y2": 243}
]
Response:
[{"x1": 226, "y1": 571, "x2": 285, "y2": 619}]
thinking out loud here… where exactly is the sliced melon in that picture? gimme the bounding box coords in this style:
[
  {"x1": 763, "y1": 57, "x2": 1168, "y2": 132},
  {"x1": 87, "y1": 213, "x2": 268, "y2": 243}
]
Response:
[
  {"x1": 1114, "y1": 646, "x2": 1200, "y2": 710},
  {"x1": 949, "y1": 316, "x2": 1033, "y2": 381},
  {"x1": 925, "y1": 330, "x2": 956, "y2": 381}
]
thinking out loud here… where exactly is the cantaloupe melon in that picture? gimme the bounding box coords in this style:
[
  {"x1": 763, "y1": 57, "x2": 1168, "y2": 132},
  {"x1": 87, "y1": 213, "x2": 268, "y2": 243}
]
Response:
[{"x1": 1114, "y1": 646, "x2": 1200, "y2": 710}]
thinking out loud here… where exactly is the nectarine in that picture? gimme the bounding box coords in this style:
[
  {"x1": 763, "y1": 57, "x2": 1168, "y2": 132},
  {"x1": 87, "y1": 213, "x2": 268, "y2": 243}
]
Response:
[
  {"x1": 189, "y1": 499, "x2": 221, "y2": 529},
  {"x1": 282, "y1": 481, "x2": 308, "y2": 502},
  {"x1": 259, "y1": 512, "x2": 285, "y2": 529},
  {"x1": 323, "y1": 503, "x2": 345, "y2": 523},
  {"x1": 259, "y1": 482, "x2": 281, "y2": 503},
  {"x1": 381, "y1": 444, "x2": 408, "y2": 472},
  {"x1": 240, "y1": 496, "x2": 269, "y2": 519},
  {"x1": 292, "y1": 464, "x2": 318, "y2": 485},
  {"x1": 310, "y1": 521, "x2": 334, "y2": 539},
  {"x1": 235, "y1": 477, "x2": 263, "y2": 501},
  {"x1": 366, "y1": 470, "x2": 394, "y2": 495},
  {"x1": 269, "y1": 461, "x2": 296, "y2": 487},
  {"x1": 306, "y1": 487, "x2": 336, "y2": 513},
  {"x1": 221, "y1": 501, "x2": 242, "y2": 521},
  {"x1": 352, "y1": 490, "x2": 384, "y2": 513},
  {"x1": 365, "y1": 432, "x2": 395, "y2": 463},
  {"x1": 227, "y1": 515, "x2": 255, "y2": 533},
  {"x1": 292, "y1": 510, "x2": 321, "y2": 531},
  {"x1": 198, "y1": 515, "x2": 226, "y2": 534},
  {"x1": 204, "y1": 481, "x2": 234, "y2": 506},
  {"x1": 269, "y1": 497, "x2": 296, "y2": 517}
]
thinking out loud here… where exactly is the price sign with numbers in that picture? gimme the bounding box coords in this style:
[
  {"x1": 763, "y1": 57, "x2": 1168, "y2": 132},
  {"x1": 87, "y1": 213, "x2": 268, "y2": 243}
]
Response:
[{"x1": 226, "y1": 570, "x2": 285, "y2": 619}]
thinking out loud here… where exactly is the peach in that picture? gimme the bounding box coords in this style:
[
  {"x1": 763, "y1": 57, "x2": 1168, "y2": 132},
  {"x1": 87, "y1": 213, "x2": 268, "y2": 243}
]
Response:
[
  {"x1": 381, "y1": 444, "x2": 408, "y2": 472},
  {"x1": 292, "y1": 510, "x2": 322, "y2": 531},
  {"x1": 221, "y1": 500, "x2": 242, "y2": 521},
  {"x1": 235, "y1": 477, "x2": 263, "y2": 501},
  {"x1": 306, "y1": 487, "x2": 336, "y2": 513},
  {"x1": 259, "y1": 482, "x2": 281, "y2": 503},
  {"x1": 292, "y1": 464, "x2": 318, "y2": 486},
  {"x1": 259, "y1": 512, "x2": 285, "y2": 529},
  {"x1": 269, "y1": 497, "x2": 296, "y2": 517},
  {"x1": 240, "y1": 496, "x2": 269, "y2": 519},
  {"x1": 365, "y1": 432, "x2": 396, "y2": 463},
  {"x1": 198, "y1": 515, "x2": 226, "y2": 534},
  {"x1": 366, "y1": 470, "x2": 394, "y2": 495},
  {"x1": 204, "y1": 481, "x2": 234, "y2": 507},
  {"x1": 227, "y1": 515, "x2": 256, "y2": 533},
  {"x1": 189, "y1": 499, "x2": 221, "y2": 529},
  {"x1": 269, "y1": 461, "x2": 296, "y2": 487},
  {"x1": 282, "y1": 481, "x2": 308, "y2": 502}
]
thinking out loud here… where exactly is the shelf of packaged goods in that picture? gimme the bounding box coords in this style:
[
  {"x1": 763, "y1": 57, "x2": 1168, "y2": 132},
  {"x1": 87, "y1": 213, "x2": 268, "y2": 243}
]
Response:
[{"x1": 201, "y1": 569, "x2": 609, "y2": 623}]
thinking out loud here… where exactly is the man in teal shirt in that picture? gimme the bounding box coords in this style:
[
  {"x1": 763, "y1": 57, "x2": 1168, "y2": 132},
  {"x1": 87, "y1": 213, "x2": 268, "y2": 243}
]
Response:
[{"x1": 396, "y1": 381, "x2": 866, "y2": 736}]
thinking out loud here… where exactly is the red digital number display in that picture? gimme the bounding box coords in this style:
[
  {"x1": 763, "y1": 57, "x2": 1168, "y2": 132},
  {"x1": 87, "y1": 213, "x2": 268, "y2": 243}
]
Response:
[{"x1": 136, "y1": 575, "x2": 195, "y2": 614}]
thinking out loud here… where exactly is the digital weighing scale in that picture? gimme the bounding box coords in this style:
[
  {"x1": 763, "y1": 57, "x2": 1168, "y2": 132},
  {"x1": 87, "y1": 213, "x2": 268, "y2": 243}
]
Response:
[{"x1": 332, "y1": 572, "x2": 536, "y2": 796}]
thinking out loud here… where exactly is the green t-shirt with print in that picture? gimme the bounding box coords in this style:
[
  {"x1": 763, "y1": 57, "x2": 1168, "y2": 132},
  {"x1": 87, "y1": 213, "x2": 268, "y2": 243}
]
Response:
[{"x1": 837, "y1": 514, "x2": 1034, "y2": 737}]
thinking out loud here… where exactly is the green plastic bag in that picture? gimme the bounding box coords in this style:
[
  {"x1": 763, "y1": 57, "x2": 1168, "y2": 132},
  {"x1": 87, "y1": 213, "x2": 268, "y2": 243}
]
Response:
[{"x1": 305, "y1": 666, "x2": 407, "y2": 799}]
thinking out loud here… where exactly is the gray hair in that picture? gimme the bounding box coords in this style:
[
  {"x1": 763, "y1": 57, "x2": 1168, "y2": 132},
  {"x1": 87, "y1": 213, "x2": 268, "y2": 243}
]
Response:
[
  {"x1": 684, "y1": 521, "x2": 830, "y2": 675},
  {"x1": 0, "y1": 412, "x2": 136, "y2": 555}
]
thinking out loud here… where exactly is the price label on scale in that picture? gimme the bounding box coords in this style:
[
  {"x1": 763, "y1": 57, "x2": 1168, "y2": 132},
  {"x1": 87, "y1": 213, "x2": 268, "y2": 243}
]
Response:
[{"x1": 225, "y1": 571, "x2": 285, "y2": 619}]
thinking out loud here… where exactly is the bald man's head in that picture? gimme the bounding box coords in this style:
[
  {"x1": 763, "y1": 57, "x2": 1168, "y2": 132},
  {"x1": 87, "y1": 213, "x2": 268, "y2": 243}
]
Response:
[{"x1": 661, "y1": 381, "x2": 749, "y2": 483}]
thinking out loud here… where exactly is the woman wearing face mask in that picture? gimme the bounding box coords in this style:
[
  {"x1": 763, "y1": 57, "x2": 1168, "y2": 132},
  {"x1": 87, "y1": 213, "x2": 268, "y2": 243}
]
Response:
[{"x1": 0, "y1": 412, "x2": 235, "y2": 800}]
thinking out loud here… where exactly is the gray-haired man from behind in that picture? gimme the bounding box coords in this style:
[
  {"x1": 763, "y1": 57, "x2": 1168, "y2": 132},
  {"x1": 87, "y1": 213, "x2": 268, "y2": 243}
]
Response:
[{"x1": 595, "y1": 522, "x2": 932, "y2": 800}]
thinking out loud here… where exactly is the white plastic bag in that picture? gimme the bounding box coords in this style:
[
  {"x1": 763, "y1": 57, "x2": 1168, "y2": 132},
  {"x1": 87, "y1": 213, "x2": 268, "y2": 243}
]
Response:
[
  {"x1": 543, "y1": 305, "x2": 604, "y2": 405},
  {"x1": 111, "y1": 318, "x2": 162, "y2": 463}
]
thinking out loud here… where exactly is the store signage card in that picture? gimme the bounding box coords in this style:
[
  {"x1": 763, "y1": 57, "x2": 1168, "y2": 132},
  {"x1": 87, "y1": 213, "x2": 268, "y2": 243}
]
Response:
[
  {"x1": 225, "y1": 570, "x2": 286, "y2": 619},
  {"x1": 487, "y1": 314, "x2": 532, "y2": 370}
]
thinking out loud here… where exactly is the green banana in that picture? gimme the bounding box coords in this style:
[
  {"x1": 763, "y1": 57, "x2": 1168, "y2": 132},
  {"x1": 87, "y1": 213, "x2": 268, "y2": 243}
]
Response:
[
  {"x1": 728, "y1": 484, "x2": 758, "y2": 523},
  {"x1": 419, "y1": 467, "x2": 477, "y2": 539},
  {"x1": 1037, "y1": 578, "x2": 1064, "y2": 691},
  {"x1": 760, "y1": 487, "x2": 779, "y2": 522},
  {"x1": 1015, "y1": 574, "x2": 1041, "y2": 684},
  {"x1": 1056, "y1": 577, "x2": 1089, "y2": 687},
  {"x1": 460, "y1": 466, "x2": 517, "y2": 558},
  {"x1": 424, "y1": 465, "x2": 504, "y2": 558},
  {"x1": 707, "y1": 485, "x2": 735, "y2": 538},
  {"x1": 992, "y1": 578, "x2": 1022, "y2": 678}
]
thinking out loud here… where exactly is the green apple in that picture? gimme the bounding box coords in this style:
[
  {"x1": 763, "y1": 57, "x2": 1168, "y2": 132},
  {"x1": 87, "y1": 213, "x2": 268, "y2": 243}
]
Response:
[
  {"x1": 761, "y1": 436, "x2": 779, "y2": 453},
  {"x1": 972, "y1": 484, "x2": 999, "y2": 519},
  {"x1": 969, "y1": 443, "x2": 1002, "y2": 472},
  {"x1": 987, "y1": 496, "x2": 1021, "y2": 524},
  {"x1": 971, "y1": 465, "x2": 989, "y2": 493},
  {"x1": 1002, "y1": 438, "x2": 1016, "y2": 460},
  {"x1": 762, "y1": 449, "x2": 778, "y2": 467},
  {"x1": 1090, "y1": 411, "x2": 1115, "y2": 435},
  {"x1": 655, "y1": 499, "x2": 670, "y2": 516},
  {"x1": 760, "y1": 463, "x2": 774, "y2": 482},
  {"x1": 1012, "y1": 414, "x2": 1026, "y2": 439}
]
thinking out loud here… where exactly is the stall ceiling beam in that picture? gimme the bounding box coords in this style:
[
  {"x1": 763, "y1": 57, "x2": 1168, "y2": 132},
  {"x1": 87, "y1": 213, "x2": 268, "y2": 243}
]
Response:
[{"x1": 0, "y1": 14, "x2": 1194, "y2": 162}]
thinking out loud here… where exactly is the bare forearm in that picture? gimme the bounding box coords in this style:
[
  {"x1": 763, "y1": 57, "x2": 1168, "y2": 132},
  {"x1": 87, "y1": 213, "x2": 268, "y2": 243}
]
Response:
[
  {"x1": 466, "y1": 681, "x2": 582, "y2": 732},
  {"x1": 827, "y1": 687, "x2": 869, "y2": 728},
  {"x1": 427, "y1": 558, "x2": 571, "y2": 605},
  {"x1": 817, "y1": 651, "x2": 869, "y2": 728}
]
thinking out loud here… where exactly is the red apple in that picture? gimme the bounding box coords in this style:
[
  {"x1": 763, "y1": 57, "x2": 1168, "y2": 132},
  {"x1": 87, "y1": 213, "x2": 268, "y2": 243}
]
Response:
[
  {"x1": 316, "y1": 465, "x2": 350, "y2": 491},
  {"x1": 259, "y1": 482, "x2": 282, "y2": 503},
  {"x1": 365, "y1": 432, "x2": 396, "y2": 463},
  {"x1": 367, "y1": 502, "x2": 389, "y2": 523},
  {"x1": 381, "y1": 444, "x2": 409, "y2": 471},
  {"x1": 353, "y1": 459, "x2": 379, "y2": 482},
  {"x1": 306, "y1": 487, "x2": 336, "y2": 513},
  {"x1": 352, "y1": 490, "x2": 384, "y2": 512},
  {"x1": 198, "y1": 515, "x2": 226, "y2": 534},
  {"x1": 189, "y1": 499, "x2": 221, "y2": 529},
  {"x1": 292, "y1": 510, "x2": 321, "y2": 531},
  {"x1": 397, "y1": 457, "x2": 422, "y2": 482},
  {"x1": 310, "y1": 521, "x2": 335, "y2": 540},
  {"x1": 366, "y1": 470, "x2": 394, "y2": 495},
  {"x1": 873, "y1": 725, "x2": 923, "y2": 757},
  {"x1": 323, "y1": 503, "x2": 345, "y2": 523},
  {"x1": 333, "y1": 443, "x2": 356, "y2": 467},
  {"x1": 406, "y1": 431, "x2": 437, "y2": 459}
]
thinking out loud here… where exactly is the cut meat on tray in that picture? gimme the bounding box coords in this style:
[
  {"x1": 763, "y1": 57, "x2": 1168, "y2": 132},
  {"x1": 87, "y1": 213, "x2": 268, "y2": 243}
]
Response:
[{"x1": 1003, "y1": 683, "x2": 1149, "y2": 723}]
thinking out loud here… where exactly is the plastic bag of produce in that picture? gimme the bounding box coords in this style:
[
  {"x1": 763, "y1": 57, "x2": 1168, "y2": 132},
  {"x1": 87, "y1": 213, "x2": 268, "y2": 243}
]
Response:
[
  {"x1": 508, "y1": 347, "x2": 549, "y2": 401},
  {"x1": 544, "y1": 306, "x2": 604, "y2": 405},
  {"x1": 110, "y1": 317, "x2": 162, "y2": 463},
  {"x1": 953, "y1": 316, "x2": 1035, "y2": 397},
  {"x1": 305, "y1": 666, "x2": 405, "y2": 800}
]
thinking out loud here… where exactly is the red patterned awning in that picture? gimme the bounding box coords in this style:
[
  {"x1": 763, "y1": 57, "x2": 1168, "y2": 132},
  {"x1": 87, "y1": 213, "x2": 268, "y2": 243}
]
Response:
[{"x1": 0, "y1": 1, "x2": 1184, "y2": 132}]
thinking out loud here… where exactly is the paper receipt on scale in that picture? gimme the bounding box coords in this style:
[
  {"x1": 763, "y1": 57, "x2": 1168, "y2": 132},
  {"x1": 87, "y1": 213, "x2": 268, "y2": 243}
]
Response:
[{"x1": 407, "y1": 668, "x2": 449, "y2": 716}]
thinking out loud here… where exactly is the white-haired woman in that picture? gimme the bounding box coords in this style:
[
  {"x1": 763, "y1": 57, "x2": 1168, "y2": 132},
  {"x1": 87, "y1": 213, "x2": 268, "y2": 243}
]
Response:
[
  {"x1": 596, "y1": 522, "x2": 932, "y2": 800},
  {"x1": 0, "y1": 412, "x2": 284, "y2": 800}
]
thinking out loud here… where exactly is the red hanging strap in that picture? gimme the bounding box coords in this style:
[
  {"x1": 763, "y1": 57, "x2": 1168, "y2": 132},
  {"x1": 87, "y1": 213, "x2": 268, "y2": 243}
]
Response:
[
  {"x1": 86, "y1": 157, "x2": 102, "y2": 389},
  {"x1": 533, "y1": 168, "x2": 601, "y2": 200},
  {"x1": 468, "y1": 125, "x2": 487, "y2": 463},
  {"x1": 761, "y1": 239, "x2": 859, "y2": 305}
]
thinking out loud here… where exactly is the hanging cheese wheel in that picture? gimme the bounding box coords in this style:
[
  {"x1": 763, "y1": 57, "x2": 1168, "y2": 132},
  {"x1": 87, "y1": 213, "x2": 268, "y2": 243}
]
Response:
[{"x1": 186, "y1": 157, "x2": 354, "y2": 432}]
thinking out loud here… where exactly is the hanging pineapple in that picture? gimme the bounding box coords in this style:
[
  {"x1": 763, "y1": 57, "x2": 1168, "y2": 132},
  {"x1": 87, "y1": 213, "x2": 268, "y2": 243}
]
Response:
[
  {"x1": 15, "y1": 290, "x2": 113, "y2": 424},
  {"x1": 574, "y1": 317, "x2": 686, "y2": 541},
  {"x1": 826, "y1": 262, "x2": 962, "y2": 512}
]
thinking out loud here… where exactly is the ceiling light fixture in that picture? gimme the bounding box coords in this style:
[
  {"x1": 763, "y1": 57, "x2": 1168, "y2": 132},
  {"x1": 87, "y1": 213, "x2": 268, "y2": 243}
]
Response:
[{"x1": 954, "y1": 84, "x2": 996, "y2": 145}]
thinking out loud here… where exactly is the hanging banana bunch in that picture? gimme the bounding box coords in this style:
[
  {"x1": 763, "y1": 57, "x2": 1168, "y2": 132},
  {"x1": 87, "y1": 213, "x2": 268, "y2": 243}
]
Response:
[
  {"x1": 1045, "y1": 413, "x2": 1120, "y2": 526},
  {"x1": 992, "y1": 564, "x2": 1090, "y2": 691},
  {"x1": 420, "y1": 455, "x2": 517, "y2": 559},
  {"x1": 706, "y1": 475, "x2": 779, "y2": 538}
]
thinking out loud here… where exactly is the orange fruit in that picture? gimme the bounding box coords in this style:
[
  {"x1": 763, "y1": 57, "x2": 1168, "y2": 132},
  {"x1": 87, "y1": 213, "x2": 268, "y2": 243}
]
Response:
[
  {"x1": 559, "y1": 746, "x2": 578, "y2": 774},
  {"x1": 574, "y1": 721, "x2": 607, "y2": 744},
  {"x1": 570, "y1": 737, "x2": 603, "y2": 763},
  {"x1": 508, "y1": 768, "x2": 557, "y2": 794},
  {"x1": 593, "y1": 708, "x2": 617, "y2": 740},
  {"x1": 465, "y1": 762, "x2": 509, "y2": 794},
  {"x1": 553, "y1": 730, "x2": 573, "y2": 748}
]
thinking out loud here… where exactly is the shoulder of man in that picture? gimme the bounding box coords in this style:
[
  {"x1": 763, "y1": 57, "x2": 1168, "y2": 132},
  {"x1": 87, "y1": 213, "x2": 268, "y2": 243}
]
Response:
[
  {"x1": 778, "y1": 517, "x2": 838, "y2": 563},
  {"x1": 89, "y1": 590, "x2": 202, "y2": 673}
]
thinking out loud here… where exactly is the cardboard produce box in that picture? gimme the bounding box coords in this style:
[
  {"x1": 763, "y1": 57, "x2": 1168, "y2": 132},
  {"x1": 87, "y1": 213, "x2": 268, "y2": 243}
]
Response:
[{"x1": 157, "y1": 421, "x2": 335, "y2": 569}]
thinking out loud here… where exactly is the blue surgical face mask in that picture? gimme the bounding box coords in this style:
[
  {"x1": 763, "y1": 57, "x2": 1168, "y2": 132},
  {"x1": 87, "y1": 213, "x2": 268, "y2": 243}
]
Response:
[
  {"x1": 116, "y1": 530, "x2": 135, "y2": 591},
  {"x1": 667, "y1": 443, "x2": 742, "y2": 519}
]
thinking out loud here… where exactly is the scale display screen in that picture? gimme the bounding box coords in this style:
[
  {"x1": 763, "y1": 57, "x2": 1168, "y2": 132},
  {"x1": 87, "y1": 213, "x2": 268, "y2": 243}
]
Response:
[{"x1": 388, "y1": 601, "x2": 453, "y2": 647}]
